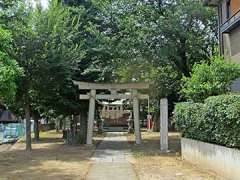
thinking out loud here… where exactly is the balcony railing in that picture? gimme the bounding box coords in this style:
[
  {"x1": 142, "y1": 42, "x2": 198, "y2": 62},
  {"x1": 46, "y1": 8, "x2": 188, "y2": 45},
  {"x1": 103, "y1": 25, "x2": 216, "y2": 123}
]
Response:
[{"x1": 220, "y1": 9, "x2": 240, "y2": 33}]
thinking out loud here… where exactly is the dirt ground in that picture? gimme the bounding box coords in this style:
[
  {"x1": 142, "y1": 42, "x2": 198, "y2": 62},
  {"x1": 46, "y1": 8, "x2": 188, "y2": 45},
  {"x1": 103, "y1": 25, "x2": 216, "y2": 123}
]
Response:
[
  {"x1": 0, "y1": 131, "x2": 95, "y2": 180},
  {"x1": 128, "y1": 131, "x2": 223, "y2": 180},
  {"x1": 0, "y1": 144, "x2": 12, "y2": 153},
  {"x1": 0, "y1": 130, "x2": 224, "y2": 180}
]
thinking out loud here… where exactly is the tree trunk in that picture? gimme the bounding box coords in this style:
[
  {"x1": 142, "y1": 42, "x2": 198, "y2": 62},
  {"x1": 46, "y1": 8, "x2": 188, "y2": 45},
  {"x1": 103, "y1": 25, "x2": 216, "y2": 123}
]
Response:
[
  {"x1": 79, "y1": 109, "x2": 88, "y2": 144},
  {"x1": 153, "y1": 100, "x2": 160, "y2": 132},
  {"x1": 56, "y1": 118, "x2": 63, "y2": 132},
  {"x1": 153, "y1": 109, "x2": 160, "y2": 132},
  {"x1": 72, "y1": 115, "x2": 78, "y2": 145},
  {"x1": 179, "y1": 38, "x2": 190, "y2": 77},
  {"x1": 56, "y1": 120, "x2": 59, "y2": 132},
  {"x1": 59, "y1": 119, "x2": 63, "y2": 130},
  {"x1": 34, "y1": 119, "x2": 40, "y2": 141},
  {"x1": 56, "y1": 118, "x2": 60, "y2": 132},
  {"x1": 33, "y1": 112, "x2": 40, "y2": 141},
  {"x1": 25, "y1": 103, "x2": 32, "y2": 151}
]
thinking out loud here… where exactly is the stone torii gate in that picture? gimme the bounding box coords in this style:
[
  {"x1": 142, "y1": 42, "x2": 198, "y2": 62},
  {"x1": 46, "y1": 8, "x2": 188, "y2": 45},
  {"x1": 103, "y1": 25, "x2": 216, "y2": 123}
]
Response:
[{"x1": 73, "y1": 81, "x2": 149, "y2": 145}]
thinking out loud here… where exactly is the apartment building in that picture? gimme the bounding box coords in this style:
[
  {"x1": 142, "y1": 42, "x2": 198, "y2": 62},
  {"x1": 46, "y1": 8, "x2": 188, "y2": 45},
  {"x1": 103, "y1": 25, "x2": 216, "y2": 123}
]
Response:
[{"x1": 204, "y1": 0, "x2": 240, "y2": 91}]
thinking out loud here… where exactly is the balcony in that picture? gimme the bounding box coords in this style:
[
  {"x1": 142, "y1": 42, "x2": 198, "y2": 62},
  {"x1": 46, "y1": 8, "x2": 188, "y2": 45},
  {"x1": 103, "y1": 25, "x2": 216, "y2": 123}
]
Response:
[{"x1": 220, "y1": 10, "x2": 240, "y2": 33}]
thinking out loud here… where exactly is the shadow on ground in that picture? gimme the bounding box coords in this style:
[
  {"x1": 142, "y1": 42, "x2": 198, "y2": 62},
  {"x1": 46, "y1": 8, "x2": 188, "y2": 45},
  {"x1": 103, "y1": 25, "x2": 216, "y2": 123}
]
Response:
[
  {"x1": 128, "y1": 132, "x2": 181, "y2": 157},
  {"x1": 0, "y1": 132, "x2": 95, "y2": 180}
]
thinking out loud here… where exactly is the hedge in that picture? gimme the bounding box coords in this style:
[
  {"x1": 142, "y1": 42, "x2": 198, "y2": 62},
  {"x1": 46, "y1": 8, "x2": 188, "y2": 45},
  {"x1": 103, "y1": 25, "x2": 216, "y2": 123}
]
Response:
[{"x1": 174, "y1": 94, "x2": 240, "y2": 148}]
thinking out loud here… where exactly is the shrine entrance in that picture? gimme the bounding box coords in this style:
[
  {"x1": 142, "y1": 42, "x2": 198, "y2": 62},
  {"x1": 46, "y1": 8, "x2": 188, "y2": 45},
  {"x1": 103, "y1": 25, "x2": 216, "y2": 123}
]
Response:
[
  {"x1": 100, "y1": 100, "x2": 131, "y2": 128},
  {"x1": 73, "y1": 81, "x2": 149, "y2": 145}
]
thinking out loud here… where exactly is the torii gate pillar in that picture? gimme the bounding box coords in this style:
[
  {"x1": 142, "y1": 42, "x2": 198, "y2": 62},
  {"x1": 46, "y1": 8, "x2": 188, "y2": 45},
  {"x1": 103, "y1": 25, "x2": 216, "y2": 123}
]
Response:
[
  {"x1": 160, "y1": 98, "x2": 168, "y2": 152},
  {"x1": 133, "y1": 90, "x2": 141, "y2": 144},
  {"x1": 87, "y1": 89, "x2": 96, "y2": 145}
]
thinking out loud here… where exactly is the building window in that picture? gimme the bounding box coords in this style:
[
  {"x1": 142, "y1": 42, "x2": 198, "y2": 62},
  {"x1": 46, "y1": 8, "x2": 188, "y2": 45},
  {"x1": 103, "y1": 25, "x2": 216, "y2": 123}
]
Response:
[{"x1": 226, "y1": 0, "x2": 231, "y2": 19}]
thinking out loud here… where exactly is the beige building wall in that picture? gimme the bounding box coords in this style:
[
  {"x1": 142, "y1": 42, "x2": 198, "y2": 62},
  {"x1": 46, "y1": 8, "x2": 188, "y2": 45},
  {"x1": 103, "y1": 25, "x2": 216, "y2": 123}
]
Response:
[
  {"x1": 229, "y1": 28, "x2": 240, "y2": 63},
  {"x1": 220, "y1": 0, "x2": 240, "y2": 64},
  {"x1": 223, "y1": 28, "x2": 240, "y2": 63},
  {"x1": 210, "y1": 0, "x2": 240, "y2": 92},
  {"x1": 223, "y1": 34, "x2": 231, "y2": 58}
]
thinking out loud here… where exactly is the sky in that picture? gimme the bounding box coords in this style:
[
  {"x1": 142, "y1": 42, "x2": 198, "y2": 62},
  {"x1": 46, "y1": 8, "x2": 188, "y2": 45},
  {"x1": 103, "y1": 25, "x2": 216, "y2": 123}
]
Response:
[
  {"x1": 41, "y1": 0, "x2": 48, "y2": 8},
  {"x1": 28, "y1": 0, "x2": 48, "y2": 9}
]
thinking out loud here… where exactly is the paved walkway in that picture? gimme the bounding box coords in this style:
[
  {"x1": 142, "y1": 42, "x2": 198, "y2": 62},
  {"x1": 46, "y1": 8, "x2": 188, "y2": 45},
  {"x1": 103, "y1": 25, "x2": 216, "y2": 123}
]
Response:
[{"x1": 86, "y1": 132, "x2": 137, "y2": 180}]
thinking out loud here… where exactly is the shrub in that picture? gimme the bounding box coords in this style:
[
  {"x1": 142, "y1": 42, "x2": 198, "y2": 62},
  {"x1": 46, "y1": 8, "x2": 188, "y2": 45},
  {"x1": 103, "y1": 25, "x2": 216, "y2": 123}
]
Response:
[
  {"x1": 181, "y1": 56, "x2": 240, "y2": 102},
  {"x1": 174, "y1": 94, "x2": 240, "y2": 148},
  {"x1": 174, "y1": 102, "x2": 203, "y2": 140}
]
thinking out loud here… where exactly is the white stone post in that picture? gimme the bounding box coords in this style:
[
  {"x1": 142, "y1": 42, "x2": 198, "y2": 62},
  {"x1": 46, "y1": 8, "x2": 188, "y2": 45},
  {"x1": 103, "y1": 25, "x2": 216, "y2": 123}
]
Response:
[
  {"x1": 133, "y1": 90, "x2": 141, "y2": 144},
  {"x1": 160, "y1": 98, "x2": 168, "y2": 152},
  {"x1": 87, "y1": 89, "x2": 96, "y2": 145}
]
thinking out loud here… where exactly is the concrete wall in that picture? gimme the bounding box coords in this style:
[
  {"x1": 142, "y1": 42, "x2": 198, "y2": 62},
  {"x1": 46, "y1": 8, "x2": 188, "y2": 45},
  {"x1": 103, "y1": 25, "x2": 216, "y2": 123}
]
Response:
[
  {"x1": 181, "y1": 138, "x2": 240, "y2": 180},
  {"x1": 230, "y1": 27, "x2": 240, "y2": 58},
  {"x1": 223, "y1": 33, "x2": 231, "y2": 57},
  {"x1": 232, "y1": 52, "x2": 240, "y2": 63}
]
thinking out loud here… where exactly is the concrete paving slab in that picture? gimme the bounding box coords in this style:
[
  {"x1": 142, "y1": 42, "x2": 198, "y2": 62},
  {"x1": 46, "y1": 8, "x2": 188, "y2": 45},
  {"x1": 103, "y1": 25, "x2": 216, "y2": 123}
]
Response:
[
  {"x1": 86, "y1": 132, "x2": 137, "y2": 180},
  {"x1": 87, "y1": 163, "x2": 137, "y2": 180}
]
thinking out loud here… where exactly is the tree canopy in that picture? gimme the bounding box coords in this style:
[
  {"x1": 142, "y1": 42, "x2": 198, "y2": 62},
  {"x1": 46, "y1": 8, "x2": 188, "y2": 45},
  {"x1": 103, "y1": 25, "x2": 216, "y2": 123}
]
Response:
[
  {"x1": 181, "y1": 56, "x2": 240, "y2": 102},
  {"x1": 0, "y1": 28, "x2": 23, "y2": 103},
  {"x1": 0, "y1": 0, "x2": 220, "y2": 149}
]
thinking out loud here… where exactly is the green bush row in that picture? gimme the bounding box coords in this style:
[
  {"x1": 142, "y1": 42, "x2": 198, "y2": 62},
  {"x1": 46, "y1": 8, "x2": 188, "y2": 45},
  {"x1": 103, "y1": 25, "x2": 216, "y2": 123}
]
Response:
[{"x1": 174, "y1": 94, "x2": 240, "y2": 148}]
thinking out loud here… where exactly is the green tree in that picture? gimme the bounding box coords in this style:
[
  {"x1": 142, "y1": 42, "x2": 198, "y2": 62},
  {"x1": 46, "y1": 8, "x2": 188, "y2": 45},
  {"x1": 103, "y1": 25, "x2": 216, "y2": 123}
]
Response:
[
  {"x1": 33, "y1": 1, "x2": 86, "y2": 142},
  {"x1": 1, "y1": 0, "x2": 85, "y2": 149},
  {"x1": 66, "y1": 0, "x2": 218, "y2": 132},
  {"x1": 92, "y1": 0, "x2": 218, "y2": 76},
  {"x1": 0, "y1": 28, "x2": 23, "y2": 103},
  {"x1": 181, "y1": 56, "x2": 240, "y2": 102},
  {"x1": 154, "y1": 0, "x2": 217, "y2": 76},
  {"x1": 66, "y1": 0, "x2": 217, "y2": 81}
]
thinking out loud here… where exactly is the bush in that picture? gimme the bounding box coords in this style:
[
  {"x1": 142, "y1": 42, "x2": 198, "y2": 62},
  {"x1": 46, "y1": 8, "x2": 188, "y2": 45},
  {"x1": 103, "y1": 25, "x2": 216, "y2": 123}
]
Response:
[
  {"x1": 181, "y1": 56, "x2": 240, "y2": 102},
  {"x1": 174, "y1": 94, "x2": 240, "y2": 148}
]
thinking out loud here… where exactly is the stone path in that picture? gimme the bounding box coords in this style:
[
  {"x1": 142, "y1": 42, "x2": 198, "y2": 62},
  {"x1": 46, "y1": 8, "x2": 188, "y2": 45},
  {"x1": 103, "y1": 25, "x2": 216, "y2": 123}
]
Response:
[{"x1": 86, "y1": 132, "x2": 137, "y2": 180}]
